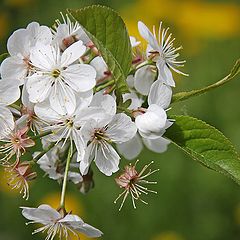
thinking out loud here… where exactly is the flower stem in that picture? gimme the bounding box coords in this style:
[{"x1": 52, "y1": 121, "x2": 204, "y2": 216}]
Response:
[
  {"x1": 31, "y1": 131, "x2": 52, "y2": 140},
  {"x1": 117, "y1": 106, "x2": 132, "y2": 116},
  {"x1": 59, "y1": 144, "x2": 73, "y2": 209},
  {"x1": 95, "y1": 79, "x2": 115, "y2": 92},
  {"x1": 172, "y1": 58, "x2": 240, "y2": 104}
]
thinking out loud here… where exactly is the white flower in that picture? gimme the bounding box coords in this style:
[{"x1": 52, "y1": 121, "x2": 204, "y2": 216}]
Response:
[
  {"x1": 53, "y1": 13, "x2": 90, "y2": 50},
  {"x1": 21, "y1": 204, "x2": 103, "y2": 239},
  {"x1": 138, "y1": 21, "x2": 188, "y2": 87},
  {"x1": 117, "y1": 133, "x2": 171, "y2": 160},
  {"x1": 37, "y1": 143, "x2": 83, "y2": 184},
  {"x1": 135, "y1": 104, "x2": 171, "y2": 139},
  {"x1": 135, "y1": 79, "x2": 173, "y2": 139},
  {"x1": 1, "y1": 22, "x2": 52, "y2": 84},
  {"x1": 27, "y1": 41, "x2": 96, "y2": 114},
  {"x1": 80, "y1": 113, "x2": 137, "y2": 176}
]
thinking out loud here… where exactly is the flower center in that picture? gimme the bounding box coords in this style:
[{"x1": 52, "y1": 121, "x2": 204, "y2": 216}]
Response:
[
  {"x1": 65, "y1": 118, "x2": 74, "y2": 128},
  {"x1": 94, "y1": 129, "x2": 105, "y2": 140},
  {"x1": 52, "y1": 69, "x2": 61, "y2": 78}
]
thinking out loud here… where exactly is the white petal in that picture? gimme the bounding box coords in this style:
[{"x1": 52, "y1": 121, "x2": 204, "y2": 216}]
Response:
[
  {"x1": 74, "y1": 90, "x2": 93, "y2": 114},
  {"x1": 0, "y1": 78, "x2": 20, "y2": 105},
  {"x1": 135, "y1": 104, "x2": 167, "y2": 139},
  {"x1": 49, "y1": 81, "x2": 76, "y2": 115},
  {"x1": 116, "y1": 133, "x2": 143, "y2": 160},
  {"x1": 90, "y1": 92, "x2": 116, "y2": 116},
  {"x1": 90, "y1": 56, "x2": 108, "y2": 81},
  {"x1": 138, "y1": 21, "x2": 160, "y2": 51},
  {"x1": 157, "y1": 59, "x2": 175, "y2": 87},
  {"x1": 61, "y1": 40, "x2": 86, "y2": 66},
  {"x1": 126, "y1": 75, "x2": 134, "y2": 88},
  {"x1": 63, "y1": 64, "x2": 96, "y2": 92},
  {"x1": 21, "y1": 84, "x2": 34, "y2": 110},
  {"x1": 26, "y1": 74, "x2": 52, "y2": 103},
  {"x1": 26, "y1": 22, "x2": 52, "y2": 45},
  {"x1": 21, "y1": 204, "x2": 60, "y2": 225},
  {"x1": 122, "y1": 92, "x2": 143, "y2": 110},
  {"x1": 106, "y1": 113, "x2": 137, "y2": 143},
  {"x1": 74, "y1": 107, "x2": 110, "y2": 127},
  {"x1": 0, "y1": 106, "x2": 14, "y2": 139},
  {"x1": 34, "y1": 101, "x2": 61, "y2": 123},
  {"x1": 134, "y1": 65, "x2": 155, "y2": 95},
  {"x1": 95, "y1": 143, "x2": 120, "y2": 176},
  {"x1": 30, "y1": 44, "x2": 59, "y2": 71},
  {"x1": 80, "y1": 142, "x2": 95, "y2": 174},
  {"x1": 143, "y1": 136, "x2": 171, "y2": 153},
  {"x1": 130, "y1": 36, "x2": 141, "y2": 48},
  {"x1": 148, "y1": 80, "x2": 172, "y2": 109},
  {"x1": 60, "y1": 214, "x2": 103, "y2": 237},
  {"x1": 0, "y1": 56, "x2": 28, "y2": 84},
  {"x1": 7, "y1": 28, "x2": 30, "y2": 56},
  {"x1": 68, "y1": 171, "x2": 83, "y2": 184},
  {"x1": 72, "y1": 129, "x2": 86, "y2": 163}
]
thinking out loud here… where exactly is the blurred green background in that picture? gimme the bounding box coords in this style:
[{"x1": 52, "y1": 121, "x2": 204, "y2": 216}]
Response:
[{"x1": 0, "y1": 0, "x2": 240, "y2": 239}]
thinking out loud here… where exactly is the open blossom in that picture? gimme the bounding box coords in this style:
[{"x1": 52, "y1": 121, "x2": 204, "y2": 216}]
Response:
[
  {"x1": 114, "y1": 160, "x2": 159, "y2": 211},
  {"x1": 1, "y1": 22, "x2": 52, "y2": 84},
  {"x1": 78, "y1": 93, "x2": 136, "y2": 176},
  {"x1": 80, "y1": 113, "x2": 137, "y2": 176},
  {"x1": 138, "y1": 21, "x2": 188, "y2": 87},
  {"x1": 21, "y1": 204, "x2": 103, "y2": 239},
  {"x1": 27, "y1": 41, "x2": 96, "y2": 114},
  {"x1": 52, "y1": 13, "x2": 90, "y2": 50}
]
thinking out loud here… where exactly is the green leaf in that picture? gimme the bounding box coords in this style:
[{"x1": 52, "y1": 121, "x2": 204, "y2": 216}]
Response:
[
  {"x1": 0, "y1": 53, "x2": 9, "y2": 64},
  {"x1": 68, "y1": 5, "x2": 132, "y2": 94},
  {"x1": 172, "y1": 58, "x2": 240, "y2": 103},
  {"x1": 165, "y1": 115, "x2": 240, "y2": 185}
]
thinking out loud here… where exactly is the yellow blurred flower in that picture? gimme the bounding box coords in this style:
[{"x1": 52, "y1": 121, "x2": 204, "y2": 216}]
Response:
[
  {"x1": 152, "y1": 231, "x2": 184, "y2": 240},
  {"x1": 121, "y1": 0, "x2": 240, "y2": 55},
  {"x1": 40, "y1": 191, "x2": 85, "y2": 216}
]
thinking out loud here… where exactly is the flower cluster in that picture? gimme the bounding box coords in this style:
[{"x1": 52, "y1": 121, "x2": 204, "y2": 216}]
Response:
[{"x1": 0, "y1": 13, "x2": 187, "y2": 239}]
